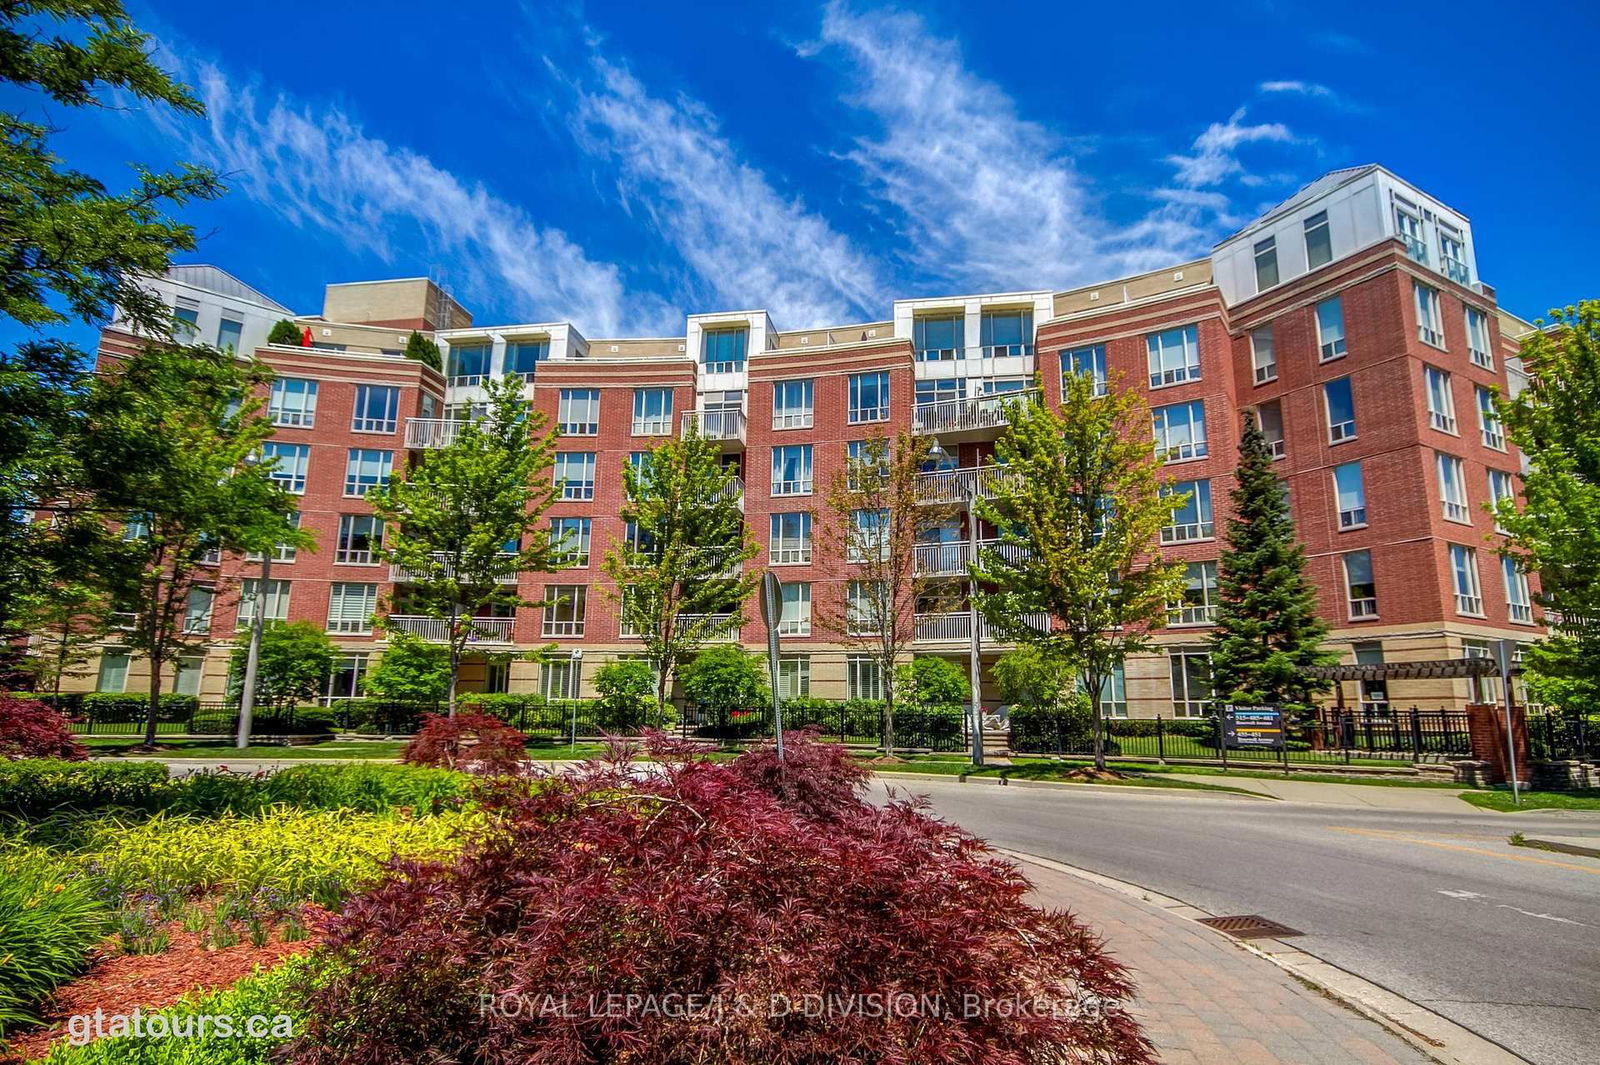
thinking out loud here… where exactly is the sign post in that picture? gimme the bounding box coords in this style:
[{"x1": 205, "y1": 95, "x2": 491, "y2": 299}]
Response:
[
  {"x1": 1493, "y1": 639, "x2": 1521, "y2": 805},
  {"x1": 760, "y1": 571, "x2": 785, "y2": 760}
]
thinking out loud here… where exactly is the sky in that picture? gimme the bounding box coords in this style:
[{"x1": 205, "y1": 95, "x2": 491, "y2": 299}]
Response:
[{"x1": 10, "y1": 0, "x2": 1599, "y2": 349}]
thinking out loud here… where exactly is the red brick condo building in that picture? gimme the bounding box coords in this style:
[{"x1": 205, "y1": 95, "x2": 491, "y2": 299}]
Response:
[{"x1": 68, "y1": 166, "x2": 1544, "y2": 719}]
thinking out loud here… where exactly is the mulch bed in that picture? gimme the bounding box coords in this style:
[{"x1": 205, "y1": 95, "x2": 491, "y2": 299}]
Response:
[{"x1": 3, "y1": 922, "x2": 321, "y2": 1062}]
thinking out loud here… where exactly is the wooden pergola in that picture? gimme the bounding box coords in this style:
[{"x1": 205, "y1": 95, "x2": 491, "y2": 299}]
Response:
[{"x1": 1306, "y1": 656, "x2": 1511, "y2": 710}]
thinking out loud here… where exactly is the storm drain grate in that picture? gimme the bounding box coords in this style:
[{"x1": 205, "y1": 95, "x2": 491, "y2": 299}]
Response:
[{"x1": 1196, "y1": 915, "x2": 1304, "y2": 940}]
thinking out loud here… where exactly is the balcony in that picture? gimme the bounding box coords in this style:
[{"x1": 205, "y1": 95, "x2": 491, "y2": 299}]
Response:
[
  {"x1": 681, "y1": 409, "x2": 747, "y2": 448},
  {"x1": 388, "y1": 552, "x2": 520, "y2": 585},
  {"x1": 912, "y1": 538, "x2": 1033, "y2": 577},
  {"x1": 404, "y1": 418, "x2": 463, "y2": 449},
  {"x1": 384, "y1": 615, "x2": 515, "y2": 645},
  {"x1": 914, "y1": 465, "x2": 1013, "y2": 504},
  {"x1": 913, "y1": 610, "x2": 1049, "y2": 644},
  {"x1": 912, "y1": 389, "x2": 1041, "y2": 441},
  {"x1": 622, "y1": 613, "x2": 741, "y2": 641},
  {"x1": 712, "y1": 474, "x2": 745, "y2": 510}
]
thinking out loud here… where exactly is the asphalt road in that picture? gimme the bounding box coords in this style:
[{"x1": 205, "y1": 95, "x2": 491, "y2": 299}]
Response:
[{"x1": 870, "y1": 779, "x2": 1600, "y2": 1065}]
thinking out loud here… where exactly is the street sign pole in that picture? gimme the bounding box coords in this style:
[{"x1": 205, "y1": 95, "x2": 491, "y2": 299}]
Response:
[
  {"x1": 1494, "y1": 639, "x2": 1522, "y2": 805},
  {"x1": 760, "y1": 571, "x2": 785, "y2": 760}
]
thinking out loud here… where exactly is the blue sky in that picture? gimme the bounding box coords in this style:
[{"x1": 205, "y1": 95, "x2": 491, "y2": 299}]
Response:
[{"x1": 11, "y1": 0, "x2": 1599, "y2": 346}]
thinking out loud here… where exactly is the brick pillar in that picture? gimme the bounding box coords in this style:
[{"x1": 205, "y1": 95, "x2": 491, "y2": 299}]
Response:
[{"x1": 1464, "y1": 702, "x2": 1531, "y2": 785}]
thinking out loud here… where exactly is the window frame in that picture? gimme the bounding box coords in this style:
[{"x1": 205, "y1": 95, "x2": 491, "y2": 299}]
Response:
[
  {"x1": 542, "y1": 584, "x2": 589, "y2": 638},
  {"x1": 848, "y1": 371, "x2": 891, "y2": 424},
  {"x1": 1303, "y1": 210, "x2": 1333, "y2": 269},
  {"x1": 343, "y1": 448, "x2": 394, "y2": 498},
  {"x1": 772, "y1": 379, "x2": 815, "y2": 430},
  {"x1": 1169, "y1": 650, "x2": 1212, "y2": 718},
  {"x1": 1332, "y1": 461, "x2": 1367, "y2": 529},
  {"x1": 1424, "y1": 365, "x2": 1457, "y2": 434},
  {"x1": 1152, "y1": 400, "x2": 1208, "y2": 463},
  {"x1": 1146, "y1": 324, "x2": 1202, "y2": 388},
  {"x1": 769, "y1": 511, "x2": 812, "y2": 565},
  {"x1": 351, "y1": 384, "x2": 401, "y2": 434},
  {"x1": 1250, "y1": 326, "x2": 1277, "y2": 384},
  {"x1": 1160, "y1": 479, "x2": 1214, "y2": 544},
  {"x1": 326, "y1": 582, "x2": 377, "y2": 634},
  {"x1": 1449, "y1": 544, "x2": 1483, "y2": 616},
  {"x1": 1253, "y1": 236, "x2": 1279, "y2": 292},
  {"x1": 770, "y1": 444, "x2": 814, "y2": 497},
  {"x1": 631, "y1": 387, "x2": 674, "y2": 437},
  {"x1": 1476, "y1": 386, "x2": 1505, "y2": 450},
  {"x1": 262, "y1": 442, "x2": 311, "y2": 494},
  {"x1": 268, "y1": 378, "x2": 319, "y2": 428},
  {"x1": 1343, "y1": 549, "x2": 1378, "y2": 619},
  {"x1": 555, "y1": 452, "x2": 598, "y2": 501},
  {"x1": 1315, "y1": 296, "x2": 1347, "y2": 362},
  {"x1": 550, "y1": 517, "x2": 592, "y2": 568},
  {"x1": 558, "y1": 389, "x2": 601, "y2": 436},
  {"x1": 1414, "y1": 282, "x2": 1444, "y2": 348},
  {"x1": 334, "y1": 514, "x2": 383, "y2": 565},
  {"x1": 1064, "y1": 345, "x2": 1108, "y2": 397},
  {"x1": 1323, "y1": 376, "x2": 1357, "y2": 443}
]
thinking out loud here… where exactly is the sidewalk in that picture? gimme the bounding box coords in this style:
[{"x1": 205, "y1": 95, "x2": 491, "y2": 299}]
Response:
[
  {"x1": 1163, "y1": 773, "x2": 1476, "y2": 812},
  {"x1": 1018, "y1": 858, "x2": 1443, "y2": 1065}
]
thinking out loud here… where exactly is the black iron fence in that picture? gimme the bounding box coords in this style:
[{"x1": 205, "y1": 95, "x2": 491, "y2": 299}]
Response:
[
  {"x1": 678, "y1": 702, "x2": 970, "y2": 752},
  {"x1": 1529, "y1": 712, "x2": 1597, "y2": 763}
]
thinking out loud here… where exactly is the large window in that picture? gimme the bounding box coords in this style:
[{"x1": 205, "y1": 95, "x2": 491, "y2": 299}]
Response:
[
  {"x1": 1476, "y1": 387, "x2": 1505, "y2": 450},
  {"x1": 1152, "y1": 401, "x2": 1208, "y2": 462},
  {"x1": 1170, "y1": 561, "x2": 1219, "y2": 625},
  {"x1": 1503, "y1": 559, "x2": 1533, "y2": 624},
  {"x1": 1315, "y1": 296, "x2": 1347, "y2": 361},
  {"x1": 914, "y1": 314, "x2": 962, "y2": 361},
  {"x1": 183, "y1": 587, "x2": 214, "y2": 634},
  {"x1": 1449, "y1": 544, "x2": 1482, "y2": 615},
  {"x1": 1415, "y1": 282, "x2": 1443, "y2": 347},
  {"x1": 327, "y1": 582, "x2": 377, "y2": 634},
  {"x1": 1064, "y1": 345, "x2": 1108, "y2": 396},
  {"x1": 1147, "y1": 324, "x2": 1201, "y2": 387},
  {"x1": 447, "y1": 344, "x2": 490, "y2": 385},
  {"x1": 543, "y1": 585, "x2": 588, "y2": 637},
  {"x1": 1324, "y1": 377, "x2": 1357, "y2": 443},
  {"x1": 1169, "y1": 650, "x2": 1212, "y2": 718},
  {"x1": 847, "y1": 655, "x2": 884, "y2": 701},
  {"x1": 847, "y1": 581, "x2": 883, "y2": 636},
  {"x1": 701, "y1": 327, "x2": 748, "y2": 373},
  {"x1": 324, "y1": 654, "x2": 369, "y2": 703},
  {"x1": 550, "y1": 517, "x2": 591, "y2": 567},
  {"x1": 1096, "y1": 662, "x2": 1128, "y2": 719},
  {"x1": 778, "y1": 582, "x2": 811, "y2": 636},
  {"x1": 262, "y1": 442, "x2": 310, "y2": 494},
  {"x1": 1487, "y1": 469, "x2": 1516, "y2": 533},
  {"x1": 1333, "y1": 462, "x2": 1367, "y2": 529},
  {"x1": 980, "y1": 308, "x2": 1032, "y2": 356},
  {"x1": 505, "y1": 340, "x2": 548, "y2": 378},
  {"x1": 97, "y1": 649, "x2": 130, "y2": 693},
  {"x1": 772, "y1": 379, "x2": 814, "y2": 429},
  {"x1": 344, "y1": 448, "x2": 393, "y2": 497},
  {"x1": 848, "y1": 372, "x2": 890, "y2": 423},
  {"x1": 541, "y1": 656, "x2": 581, "y2": 700},
  {"x1": 1465, "y1": 307, "x2": 1492, "y2": 370},
  {"x1": 239, "y1": 578, "x2": 290, "y2": 627},
  {"x1": 848, "y1": 508, "x2": 889, "y2": 563},
  {"x1": 352, "y1": 385, "x2": 400, "y2": 434},
  {"x1": 631, "y1": 388, "x2": 673, "y2": 436},
  {"x1": 555, "y1": 453, "x2": 597, "y2": 501},
  {"x1": 769, "y1": 512, "x2": 811, "y2": 564},
  {"x1": 558, "y1": 389, "x2": 600, "y2": 435},
  {"x1": 1253, "y1": 236, "x2": 1279, "y2": 292},
  {"x1": 1256, "y1": 401, "x2": 1285, "y2": 459},
  {"x1": 1343, "y1": 550, "x2": 1377, "y2": 619},
  {"x1": 1161, "y1": 479, "x2": 1213, "y2": 543},
  {"x1": 1439, "y1": 226, "x2": 1469, "y2": 284},
  {"x1": 269, "y1": 378, "x2": 318, "y2": 427},
  {"x1": 1250, "y1": 327, "x2": 1276, "y2": 384},
  {"x1": 1424, "y1": 366, "x2": 1456, "y2": 433},
  {"x1": 771, "y1": 445, "x2": 813, "y2": 496},
  {"x1": 1396, "y1": 206, "x2": 1427, "y2": 262},
  {"x1": 1437, "y1": 453, "x2": 1470, "y2": 524},
  {"x1": 777, "y1": 655, "x2": 811, "y2": 699},
  {"x1": 217, "y1": 317, "x2": 243, "y2": 354},
  {"x1": 1303, "y1": 210, "x2": 1332, "y2": 269},
  {"x1": 335, "y1": 514, "x2": 382, "y2": 565}
]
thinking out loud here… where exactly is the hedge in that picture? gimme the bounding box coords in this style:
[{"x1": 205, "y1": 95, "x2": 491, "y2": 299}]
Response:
[{"x1": 0, "y1": 760, "x2": 173, "y2": 818}]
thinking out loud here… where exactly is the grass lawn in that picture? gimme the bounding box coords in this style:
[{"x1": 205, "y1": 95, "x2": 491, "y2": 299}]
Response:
[
  {"x1": 81, "y1": 737, "x2": 611, "y2": 761},
  {"x1": 863, "y1": 755, "x2": 1258, "y2": 796},
  {"x1": 1459, "y1": 788, "x2": 1600, "y2": 812}
]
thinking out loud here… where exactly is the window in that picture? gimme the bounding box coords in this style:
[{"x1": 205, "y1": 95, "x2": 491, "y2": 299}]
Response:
[
  {"x1": 1465, "y1": 307, "x2": 1492, "y2": 369},
  {"x1": 772, "y1": 379, "x2": 814, "y2": 429},
  {"x1": 847, "y1": 581, "x2": 883, "y2": 636},
  {"x1": 1439, "y1": 227, "x2": 1469, "y2": 284},
  {"x1": 1354, "y1": 641, "x2": 1389, "y2": 711},
  {"x1": 541, "y1": 656, "x2": 581, "y2": 700},
  {"x1": 543, "y1": 585, "x2": 588, "y2": 637},
  {"x1": 1161, "y1": 479, "x2": 1214, "y2": 543},
  {"x1": 1315, "y1": 297, "x2": 1347, "y2": 361},
  {"x1": 1170, "y1": 562, "x2": 1218, "y2": 625},
  {"x1": 847, "y1": 440, "x2": 889, "y2": 491},
  {"x1": 268, "y1": 378, "x2": 318, "y2": 427},
  {"x1": 1169, "y1": 650, "x2": 1212, "y2": 718},
  {"x1": 324, "y1": 654, "x2": 369, "y2": 702},
  {"x1": 352, "y1": 385, "x2": 400, "y2": 433},
  {"x1": 174, "y1": 655, "x2": 204, "y2": 697},
  {"x1": 335, "y1": 514, "x2": 383, "y2": 564},
  {"x1": 848, "y1": 508, "x2": 889, "y2": 563},
  {"x1": 623, "y1": 521, "x2": 656, "y2": 557},
  {"x1": 1440, "y1": 450, "x2": 1465, "y2": 521},
  {"x1": 97, "y1": 650, "x2": 130, "y2": 693},
  {"x1": 447, "y1": 344, "x2": 490, "y2": 385},
  {"x1": 1065, "y1": 345, "x2": 1108, "y2": 397},
  {"x1": 1324, "y1": 377, "x2": 1357, "y2": 443},
  {"x1": 344, "y1": 449, "x2": 393, "y2": 497},
  {"x1": 770, "y1": 512, "x2": 811, "y2": 564},
  {"x1": 239, "y1": 578, "x2": 291, "y2": 627},
  {"x1": 915, "y1": 378, "x2": 964, "y2": 410},
  {"x1": 484, "y1": 661, "x2": 510, "y2": 694},
  {"x1": 771, "y1": 445, "x2": 813, "y2": 496},
  {"x1": 558, "y1": 389, "x2": 600, "y2": 435},
  {"x1": 1256, "y1": 401, "x2": 1285, "y2": 459},
  {"x1": 847, "y1": 655, "x2": 884, "y2": 701},
  {"x1": 914, "y1": 314, "x2": 963, "y2": 361},
  {"x1": 555, "y1": 452, "x2": 597, "y2": 501},
  {"x1": 183, "y1": 587, "x2": 214, "y2": 634},
  {"x1": 1250, "y1": 327, "x2": 1276, "y2": 384},
  {"x1": 217, "y1": 317, "x2": 243, "y2": 354},
  {"x1": 848, "y1": 372, "x2": 890, "y2": 423},
  {"x1": 505, "y1": 340, "x2": 548, "y2": 378},
  {"x1": 327, "y1": 582, "x2": 376, "y2": 634},
  {"x1": 262, "y1": 442, "x2": 310, "y2": 494},
  {"x1": 1396, "y1": 206, "x2": 1427, "y2": 262},
  {"x1": 1476, "y1": 387, "x2": 1504, "y2": 450},
  {"x1": 1343, "y1": 550, "x2": 1378, "y2": 618},
  {"x1": 1414, "y1": 282, "x2": 1443, "y2": 347},
  {"x1": 246, "y1": 512, "x2": 300, "y2": 564},
  {"x1": 549, "y1": 517, "x2": 591, "y2": 567},
  {"x1": 630, "y1": 388, "x2": 673, "y2": 436},
  {"x1": 1333, "y1": 462, "x2": 1367, "y2": 529},
  {"x1": 1152, "y1": 401, "x2": 1208, "y2": 462},
  {"x1": 174, "y1": 302, "x2": 199, "y2": 341},
  {"x1": 1449, "y1": 544, "x2": 1482, "y2": 615},
  {"x1": 1147, "y1": 324, "x2": 1201, "y2": 387},
  {"x1": 1487, "y1": 469, "x2": 1515, "y2": 533},
  {"x1": 1096, "y1": 662, "x2": 1128, "y2": 719},
  {"x1": 701, "y1": 327, "x2": 748, "y2": 373},
  {"x1": 1303, "y1": 210, "x2": 1332, "y2": 269},
  {"x1": 1424, "y1": 366, "x2": 1456, "y2": 433},
  {"x1": 1253, "y1": 236, "x2": 1279, "y2": 291},
  {"x1": 778, "y1": 582, "x2": 811, "y2": 636},
  {"x1": 980, "y1": 308, "x2": 1033, "y2": 356},
  {"x1": 777, "y1": 656, "x2": 811, "y2": 699},
  {"x1": 1503, "y1": 558, "x2": 1533, "y2": 624}
]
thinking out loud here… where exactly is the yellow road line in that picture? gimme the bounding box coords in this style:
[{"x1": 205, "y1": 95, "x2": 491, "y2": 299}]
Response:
[{"x1": 1330, "y1": 826, "x2": 1600, "y2": 876}]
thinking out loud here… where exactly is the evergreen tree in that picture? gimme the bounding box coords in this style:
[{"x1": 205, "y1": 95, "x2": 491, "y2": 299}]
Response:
[
  {"x1": 404, "y1": 330, "x2": 442, "y2": 371},
  {"x1": 267, "y1": 319, "x2": 302, "y2": 345},
  {"x1": 1207, "y1": 418, "x2": 1333, "y2": 714}
]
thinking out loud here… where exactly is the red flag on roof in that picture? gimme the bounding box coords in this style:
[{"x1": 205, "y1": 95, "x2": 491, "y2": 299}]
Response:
[{"x1": 301, "y1": 326, "x2": 313, "y2": 347}]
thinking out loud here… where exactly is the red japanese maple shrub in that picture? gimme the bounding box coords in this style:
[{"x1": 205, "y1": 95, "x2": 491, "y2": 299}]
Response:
[
  {"x1": 0, "y1": 693, "x2": 88, "y2": 761},
  {"x1": 288, "y1": 733, "x2": 1155, "y2": 1065},
  {"x1": 401, "y1": 711, "x2": 527, "y2": 775}
]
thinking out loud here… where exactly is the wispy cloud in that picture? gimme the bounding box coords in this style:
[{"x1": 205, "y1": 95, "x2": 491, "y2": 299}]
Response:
[
  {"x1": 1259, "y1": 79, "x2": 1334, "y2": 98},
  {"x1": 1165, "y1": 107, "x2": 1295, "y2": 188},
  {"x1": 567, "y1": 56, "x2": 884, "y2": 327},
  {"x1": 155, "y1": 57, "x2": 668, "y2": 335}
]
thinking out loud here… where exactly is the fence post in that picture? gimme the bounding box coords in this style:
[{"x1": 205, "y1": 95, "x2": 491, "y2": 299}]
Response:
[
  {"x1": 1217, "y1": 715, "x2": 1228, "y2": 770},
  {"x1": 1409, "y1": 710, "x2": 1424, "y2": 762},
  {"x1": 1156, "y1": 715, "x2": 1166, "y2": 763}
]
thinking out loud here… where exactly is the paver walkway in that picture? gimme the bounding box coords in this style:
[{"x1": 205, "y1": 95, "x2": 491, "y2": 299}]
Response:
[{"x1": 1021, "y1": 860, "x2": 1434, "y2": 1064}]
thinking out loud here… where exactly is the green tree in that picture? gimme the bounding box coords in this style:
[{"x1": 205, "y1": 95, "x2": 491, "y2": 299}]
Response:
[
  {"x1": 973, "y1": 372, "x2": 1187, "y2": 770},
  {"x1": 15, "y1": 579, "x2": 112, "y2": 695},
  {"x1": 364, "y1": 630, "x2": 452, "y2": 704},
  {"x1": 404, "y1": 330, "x2": 442, "y2": 371},
  {"x1": 225, "y1": 620, "x2": 337, "y2": 708},
  {"x1": 679, "y1": 645, "x2": 768, "y2": 716},
  {"x1": 992, "y1": 645, "x2": 1077, "y2": 710},
  {"x1": 84, "y1": 344, "x2": 307, "y2": 746},
  {"x1": 817, "y1": 430, "x2": 962, "y2": 754},
  {"x1": 895, "y1": 655, "x2": 970, "y2": 711},
  {"x1": 592, "y1": 658, "x2": 659, "y2": 731},
  {"x1": 1493, "y1": 301, "x2": 1600, "y2": 714},
  {"x1": 267, "y1": 319, "x2": 302, "y2": 346},
  {"x1": 600, "y1": 428, "x2": 758, "y2": 715},
  {"x1": 1207, "y1": 418, "x2": 1333, "y2": 716},
  {"x1": 368, "y1": 375, "x2": 561, "y2": 714}
]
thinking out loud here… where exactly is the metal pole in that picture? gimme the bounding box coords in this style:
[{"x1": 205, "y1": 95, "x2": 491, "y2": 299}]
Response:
[
  {"x1": 1495, "y1": 639, "x2": 1522, "y2": 805},
  {"x1": 236, "y1": 553, "x2": 270, "y2": 749},
  {"x1": 966, "y1": 494, "x2": 984, "y2": 767},
  {"x1": 761, "y1": 571, "x2": 785, "y2": 760}
]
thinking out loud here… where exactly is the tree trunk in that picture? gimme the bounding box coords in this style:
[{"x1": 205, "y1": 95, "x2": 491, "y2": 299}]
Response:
[
  {"x1": 143, "y1": 647, "x2": 163, "y2": 748},
  {"x1": 883, "y1": 673, "x2": 895, "y2": 757},
  {"x1": 655, "y1": 661, "x2": 670, "y2": 729},
  {"x1": 1086, "y1": 668, "x2": 1106, "y2": 771}
]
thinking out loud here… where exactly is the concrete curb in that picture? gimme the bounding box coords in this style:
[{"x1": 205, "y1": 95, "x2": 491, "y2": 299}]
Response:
[
  {"x1": 870, "y1": 769, "x2": 1275, "y2": 800},
  {"x1": 1519, "y1": 836, "x2": 1600, "y2": 860},
  {"x1": 999, "y1": 849, "x2": 1527, "y2": 1065}
]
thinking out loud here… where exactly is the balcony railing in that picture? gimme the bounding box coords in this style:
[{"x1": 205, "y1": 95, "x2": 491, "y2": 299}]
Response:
[
  {"x1": 913, "y1": 610, "x2": 1049, "y2": 643},
  {"x1": 404, "y1": 418, "x2": 464, "y2": 449},
  {"x1": 913, "y1": 465, "x2": 1013, "y2": 503},
  {"x1": 622, "y1": 613, "x2": 741, "y2": 641},
  {"x1": 384, "y1": 615, "x2": 515, "y2": 644},
  {"x1": 711, "y1": 474, "x2": 745, "y2": 510},
  {"x1": 912, "y1": 389, "x2": 1041, "y2": 435},
  {"x1": 388, "y1": 552, "x2": 519, "y2": 585},
  {"x1": 913, "y1": 537, "x2": 1033, "y2": 576},
  {"x1": 681, "y1": 409, "x2": 747, "y2": 444}
]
